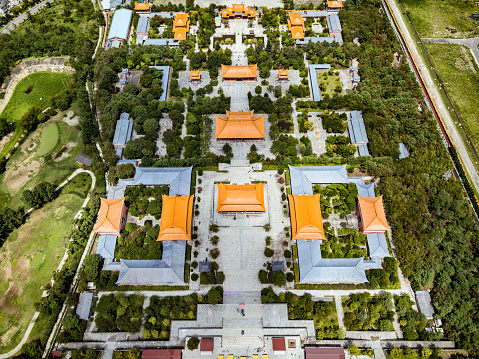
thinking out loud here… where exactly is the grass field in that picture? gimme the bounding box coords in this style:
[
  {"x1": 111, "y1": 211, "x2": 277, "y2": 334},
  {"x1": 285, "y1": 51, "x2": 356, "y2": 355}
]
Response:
[
  {"x1": 36, "y1": 123, "x2": 59, "y2": 157},
  {"x1": 400, "y1": 0, "x2": 479, "y2": 38},
  {"x1": 0, "y1": 192, "x2": 85, "y2": 354},
  {"x1": 0, "y1": 114, "x2": 81, "y2": 210},
  {"x1": 318, "y1": 72, "x2": 342, "y2": 97},
  {"x1": 424, "y1": 43, "x2": 479, "y2": 160},
  {"x1": 0, "y1": 72, "x2": 72, "y2": 124}
]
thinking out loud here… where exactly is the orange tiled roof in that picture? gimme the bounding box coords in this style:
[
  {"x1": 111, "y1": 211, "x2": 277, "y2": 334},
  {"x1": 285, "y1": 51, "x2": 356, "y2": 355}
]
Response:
[
  {"x1": 358, "y1": 195, "x2": 391, "y2": 232},
  {"x1": 290, "y1": 26, "x2": 304, "y2": 39},
  {"x1": 93, "y1": 198, "x2": 125, "y2": 235},
  {"x1": 134, "y1": 2, "x2": 150, "y2": 10},
  {"x1": 157, "y1": 195, "x2": 194, "y2": 241},
  {"x1": 190, "y1": 70, "x2": 201, "y2": 80},
  {"x1": 217, "y1": 183, "x2": 266, "y2": 212},
  {"x1": 173, "y1": 13, "x2": 189, "y2": 28},
  {"x1": 221, "y1": 64, "x2": 257, "y2": 78},
  {"x1": 215, "y1": 110, "x2": 265, "y2": 139},
  {"x1": 174, "y1": 27, "x2": 188, "y2": 40},
  {"x1": 288, "y1": 12, "x2": 304, "y2": 27},
  {"x1": 288, "y1": 194, "x2": 327, "y2": 240},
  {"x1": 327, "y1": 0, "x2": 343, "y2": 8},
  {"x1": 278, "y1": 69, "x2": 289, "y2": 79},
  {"x1": 222, "y1": 4, "x2": 256, "y2": 17}
]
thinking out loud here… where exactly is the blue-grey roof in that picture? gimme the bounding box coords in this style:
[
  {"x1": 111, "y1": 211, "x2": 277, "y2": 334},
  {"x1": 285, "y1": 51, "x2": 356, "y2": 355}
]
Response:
[
  {"x1": 300, "y1": 10, "x2": 328, "y2": 17},
  {"x1": 107, "y1": 166, "x2": 192, "y2": 199},
  {"x1": 199, "y1": 261, "x2": 211, "y2": 272},
  {"x1": 115, "y1": 146, "x2": 124, "y2": 158},
  {"x1": 289, "y1": 165, "x2": 349, "y2": 194},
  {"x1": 116, "y1": 159, "x2": 138, "y2": 166},
  {"x1": 76, "y1": 292, "x2": 94, "y2": 320},
  {"x1": 144, "y1": 38, "x2": 167, "y2": 45},
  {"x1": 327, "y1": 13, "x2": 342, "y2": 33},
  {"x1": 101, "y1": 0, "x2": 123, "y2": 10},
  {"x1": 296, "y1": 37, "x2": 334, "y2": 45},
  {"x1": 272, "y1": 261, "x2": 285, "y2": 271},
  {"x1": 108, "y1": 8, "x2": 133, "y2": 41},
  {"x1": 149, "y1": 11, "x2": 175, "y2": 19},
  {"x1": 363, "y1": 256, "x2": 383, "y2": 269},
  {"x1": 357, "y1": 144, "x2": 370, "y2": 156},
  {"x1": 367, "y1": 233, "x2": 390, "y2": 257},
  {"x1": 113, "y1": 113, "x2": 133, "y2": 147},
  {"x1": 150, "y1": 66, "x2": 170, "y2": 101},
  {"x1": 136, "y1": 35, "x2": 145, "y2": 45},
  {"x1": 297, "y1": 240, "x2": 368, "y2": 283},
  {"x1": 350, "y1": 66, "x2": 358, "y2": 71},
  {"x1": 356, "y1": 183, "x2": 375, "y2": 197},
  {"x1": 399, "y1": 142, "x2": 409, "y2": 159},
  {"x1": 137, "y1": 16, "x2": 149, "y2": 35},
  {"x1": 116, "y1": 241, "x2": 186, "y2": 284},
  {"x1": 309, "y1": 64, "x2": 331, "y2": 101},
  {"x1": 348, "y1": 111, "x2": 368, "y2": 144},
  {"x1": 122, "y1": 68, "x2": 129, "y2": 74},
  {"x1": 96, "y1": 235, "x2": 117, "y2": 258},
  {"x1": 415, "y1": 291, "x2": 435, "y2": 319},
  {"x1": 333, "y1": 32, "x2": 343, "y2": 44}
]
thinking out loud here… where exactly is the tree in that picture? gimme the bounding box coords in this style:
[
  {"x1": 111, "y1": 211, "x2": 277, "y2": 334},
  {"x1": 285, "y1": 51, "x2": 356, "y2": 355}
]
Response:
[
  {"x1": 116, "y1": 163, "x2": 136, "y2": 179},
  {"x1": 222, "y1": 142, "x2": 232, "y2": 154},
  {"x1": 20, "y1": 339, "x2": 43, "y2": 359},
  {"x1": 348, "y1": 345, "x2": 361, "y2": 358},
  {"x1": 83, "y1": 254, "x2": 101, "y2": 281},
  {"x1": 0, "y1": 117, "x2": 11, "y2": 139},
  {"x1": 63, "y1": 314, "x2": 80, "y2": 331},
  {"x1": 187, "y1": 337, "x2": 200, "y2": 350},
  {"x1": 19, "y1": 106, "x2": 42, "y2": 132}
]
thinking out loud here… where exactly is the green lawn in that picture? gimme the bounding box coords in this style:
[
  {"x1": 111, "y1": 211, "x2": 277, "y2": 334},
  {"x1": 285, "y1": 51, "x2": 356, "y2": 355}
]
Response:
[
  {"x1": 36, "y1": 122, "x2": 59, "y2": 156},
  {"x1": 0, "y1": 116, "x2": 81, "y2": 210},
  {"x1": 1, "y1": 72, "x2": 72, "y2": 124},
  {"x1": 0, "y1": 192, "x2": 85, "y2": 354},
  {"x1": 318, "y1": 72, "x2": 342, "y2": 97},
  {"x1": 400, "y1": 0, "x2": 479, "y2": 38},
  {"x1": 424, "y1": 43, "x2": 479, "y2": 160}
]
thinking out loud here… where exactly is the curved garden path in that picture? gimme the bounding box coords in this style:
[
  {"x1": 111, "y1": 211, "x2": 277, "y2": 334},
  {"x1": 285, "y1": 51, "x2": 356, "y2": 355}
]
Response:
[{"x1": 0, "y1": 169, "x2": 96, "y2": 359}]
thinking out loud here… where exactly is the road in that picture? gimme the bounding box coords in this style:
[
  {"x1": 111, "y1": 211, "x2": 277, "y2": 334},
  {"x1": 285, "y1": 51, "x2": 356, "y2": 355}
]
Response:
[
  {"x1": 1, "y1": 0, "x2": 56, "y2": 34},
  {"x1": 421, "y1": 37, "x2": 479, "y2": 69},
  {"x1": 386, "y1": 0, "x2": 479, "y2": 192}
]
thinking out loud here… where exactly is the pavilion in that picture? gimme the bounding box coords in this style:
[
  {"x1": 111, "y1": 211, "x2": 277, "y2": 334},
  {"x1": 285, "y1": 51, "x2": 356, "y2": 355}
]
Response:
[
  {"x1": 190, "y1": 70, "x2": 201, "y2": 82},
  {"x1": 357, "y1": 195, "x2": 391, "y2": 234},
  {"x1": 215, "y1": 110, "x2": 265, "y2": 140},
  {"x1": 288, "y1": 12, "x2": 305, "y2": 40},
  {"x1": 134, "y1": 2, "x2": 150, "y2": 12},
  {"x1": 216, "y1": 183, "x2": 266, "y2": 212},
  {"x1": 157, "y1": 194, "x2": 194, "y2": 241},
  {"x1": 93, "y1": 198, "x2": 127, "y2": 236},
  {"x1": 221, "y1": 4, "x2": 256, "y2": 19},
  {"x1": 221, "y1": 64, "x2": 257, "y2": 81},
  {"x1": 173, "y1": 13, "x2": 189, "y2": 41},
  {"x1": 288, "y1": 193, "x2": 327, "y2": 240},
  {"x1": 327, "y1": 0, "x2": 343, "y2": 10},
  {"x1": 278, "y1": 69, "x2": 289, "y2": 80}
]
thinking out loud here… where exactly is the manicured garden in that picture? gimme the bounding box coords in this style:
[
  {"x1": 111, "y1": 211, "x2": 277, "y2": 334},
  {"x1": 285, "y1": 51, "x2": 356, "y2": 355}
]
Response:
[
  {"x1": 116, "y1": 223, "x2": 162, "y2": 260},
  {"x1": 124, "y1": 185, "x2": 169, "y2": 219},
  {"x1": 318, "y1": 71, "x2": 342, "y2": 97},
  {"x1": 94, "y1": 294, "x2": 145, "y2": 333},
  {"x1": 343, "y1": 292, "x2": 395, "y2": 331},
  {"x1": 143, "y1": 287, "x2": 223, "y2": 339},
  {"x1": 261, "y1": 287, "x2": 341, "y2": 339}
]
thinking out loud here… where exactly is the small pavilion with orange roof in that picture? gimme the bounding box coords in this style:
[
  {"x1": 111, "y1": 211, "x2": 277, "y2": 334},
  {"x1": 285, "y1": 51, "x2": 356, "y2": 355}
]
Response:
[
  {"x1": 134, "y1": 2, "x2": 150, "y2": 12},
  {"x1": 216, "y1": 183, "x2": 266, "y2": 212},
  {"x1": 173, "y1": 13, "x2": 189, "y2": 41},
  {"x1": 93, "y1": 198, "x2": 128, "y2": 236},
  {"x1": 288, "y1": 193, "x2": 327, "y2": 240},
  {"x1": 278, "y1": 69, "x2": 289, "y2": 80},
  {"x1": 190, "y1": 70, "x2": 201, "y2": 82},
  {"x1": 157, "y1": 194, "x2": 194, "y2": 241},
  {"x1": 357, "y1": 195, "x2": 391, "y2": 234},
  {"x1": 327, "y1": 0, "x2": 343, "y2": 10},
  {"x1": 221, "y1": 4, "x2": 256, "y2": 19},
  {"x1": 288, "y1": 12, "x2": 305, "y2": 40},
  {"x1": 215, "y1": 110, "x2": 265, "y2": 140}
]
